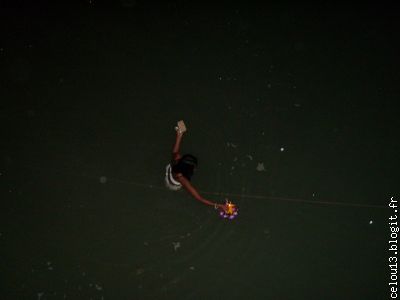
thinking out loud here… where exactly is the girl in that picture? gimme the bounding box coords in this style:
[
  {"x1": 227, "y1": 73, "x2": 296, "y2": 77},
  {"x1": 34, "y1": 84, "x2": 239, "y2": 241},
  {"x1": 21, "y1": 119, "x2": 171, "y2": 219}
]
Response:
[{"x1": 165, "y1": 121, "x2": 227, "y2": 211}]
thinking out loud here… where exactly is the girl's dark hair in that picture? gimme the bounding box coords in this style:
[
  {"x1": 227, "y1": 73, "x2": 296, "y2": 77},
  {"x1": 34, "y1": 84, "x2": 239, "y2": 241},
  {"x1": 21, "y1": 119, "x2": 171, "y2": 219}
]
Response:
[{"x1": 172, "y1": 154, "x2": 198, "y2": 181}]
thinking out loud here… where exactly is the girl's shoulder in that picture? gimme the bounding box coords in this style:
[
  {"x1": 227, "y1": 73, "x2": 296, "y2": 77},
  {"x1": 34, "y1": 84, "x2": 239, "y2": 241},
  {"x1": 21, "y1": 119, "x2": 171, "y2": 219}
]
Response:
[{"x1": 173, "y1": 153, "x2": 182, "y2": 162}]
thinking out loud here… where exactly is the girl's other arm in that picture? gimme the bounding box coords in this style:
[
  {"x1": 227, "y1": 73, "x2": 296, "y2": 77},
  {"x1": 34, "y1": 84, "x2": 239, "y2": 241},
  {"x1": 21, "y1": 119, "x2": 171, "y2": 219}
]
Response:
[{"x1": 172, "y1": 130, "x2": 183, "y2": 161}]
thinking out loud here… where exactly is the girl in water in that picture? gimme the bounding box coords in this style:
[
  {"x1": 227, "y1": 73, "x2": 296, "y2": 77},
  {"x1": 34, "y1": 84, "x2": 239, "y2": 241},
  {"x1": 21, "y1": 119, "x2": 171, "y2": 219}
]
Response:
[{"x1": 165, "y1": 121, "x2": 228, "y2": 211}]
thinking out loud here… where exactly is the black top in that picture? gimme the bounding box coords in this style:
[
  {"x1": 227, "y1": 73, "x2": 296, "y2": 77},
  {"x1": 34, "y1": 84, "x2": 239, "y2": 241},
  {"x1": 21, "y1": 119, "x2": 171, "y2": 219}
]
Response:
[{"x1": 171, "y1": 154, "x2": 198, "y2": 181}]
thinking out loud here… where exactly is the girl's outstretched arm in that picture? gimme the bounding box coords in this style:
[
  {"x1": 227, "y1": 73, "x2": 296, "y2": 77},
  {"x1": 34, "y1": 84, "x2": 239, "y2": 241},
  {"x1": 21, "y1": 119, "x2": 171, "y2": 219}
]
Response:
[{"x1": 177, "y1": 175, "x2": 225, "y2": 209}]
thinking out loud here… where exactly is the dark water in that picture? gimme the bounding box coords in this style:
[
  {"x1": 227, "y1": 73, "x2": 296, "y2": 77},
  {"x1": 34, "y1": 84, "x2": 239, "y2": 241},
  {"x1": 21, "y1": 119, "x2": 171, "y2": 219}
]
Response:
[{"x1": 1, "y1": 2, "x2": 399, "y2": 299}]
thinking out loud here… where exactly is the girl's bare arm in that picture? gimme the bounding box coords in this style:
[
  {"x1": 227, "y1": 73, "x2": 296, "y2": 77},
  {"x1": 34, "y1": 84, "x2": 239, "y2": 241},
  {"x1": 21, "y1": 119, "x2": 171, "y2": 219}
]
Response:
[
  {"x1": 172, "y1": 131, "x2": 183, "y2": 161},
  {"x1": 177, "y1": 175, "x2": 224, "y2": 209}
]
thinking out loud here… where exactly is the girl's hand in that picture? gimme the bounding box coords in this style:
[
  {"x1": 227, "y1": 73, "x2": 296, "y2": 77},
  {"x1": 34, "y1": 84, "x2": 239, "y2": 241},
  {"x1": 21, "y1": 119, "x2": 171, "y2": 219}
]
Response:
[
  {"x1": 214, "y1": 198, "x2": 231, "y2": 211},
  {"x1": 215, "y1": 203, "x2": 227, "y2": 211},
  {"x1": 175, "y1": 126, "x2": 184, "y2": 137},
  {"x1": 175, "y1": 120, "x2": 187, "y2": 135}
]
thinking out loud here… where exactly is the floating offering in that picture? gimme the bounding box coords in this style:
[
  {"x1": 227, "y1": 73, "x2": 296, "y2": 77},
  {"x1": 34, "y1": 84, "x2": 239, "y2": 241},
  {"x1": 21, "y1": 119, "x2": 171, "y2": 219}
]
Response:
[{"x1": 219, "y1": 200, "x2": 238, "y2": 220}]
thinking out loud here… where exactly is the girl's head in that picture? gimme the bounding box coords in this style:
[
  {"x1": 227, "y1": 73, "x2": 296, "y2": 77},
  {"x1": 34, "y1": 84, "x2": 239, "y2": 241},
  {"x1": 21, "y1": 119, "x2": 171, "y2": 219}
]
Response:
[{"x1": 172, "y1": 154, "x2": 198, "y2": 180}]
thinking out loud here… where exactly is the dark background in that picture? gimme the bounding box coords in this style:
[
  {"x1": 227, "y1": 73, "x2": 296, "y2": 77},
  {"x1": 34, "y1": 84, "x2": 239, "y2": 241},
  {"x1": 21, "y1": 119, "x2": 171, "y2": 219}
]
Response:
[{"x1": 1, "y1": 1, "x2": 399, "y2": 299}]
